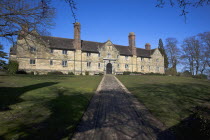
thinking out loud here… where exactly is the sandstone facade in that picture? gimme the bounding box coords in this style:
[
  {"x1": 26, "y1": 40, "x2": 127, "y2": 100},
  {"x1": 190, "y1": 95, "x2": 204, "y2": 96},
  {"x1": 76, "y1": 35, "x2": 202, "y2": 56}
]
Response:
[{"x1": 10, "y1": 22, "x2": 164, "y2": 75}]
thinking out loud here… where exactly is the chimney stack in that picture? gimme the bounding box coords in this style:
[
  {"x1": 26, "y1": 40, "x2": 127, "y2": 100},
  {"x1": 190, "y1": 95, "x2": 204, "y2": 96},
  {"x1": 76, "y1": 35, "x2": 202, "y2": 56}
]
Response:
[
  {"x1": 128, "y1": 32, "x2": 136, "y2": 56},
  {"x1": 74, "y1": 22, "x2": 81, "y2": 50},
  {"x1": 145, "y1": 43, "x2": 151, "y2": 50}
]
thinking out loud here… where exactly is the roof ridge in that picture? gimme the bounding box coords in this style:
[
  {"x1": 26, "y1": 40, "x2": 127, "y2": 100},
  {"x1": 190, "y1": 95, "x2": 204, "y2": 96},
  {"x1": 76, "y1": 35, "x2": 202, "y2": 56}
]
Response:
[{"x1": 42, "y1": 36, "x2": 74, "y2": 40}]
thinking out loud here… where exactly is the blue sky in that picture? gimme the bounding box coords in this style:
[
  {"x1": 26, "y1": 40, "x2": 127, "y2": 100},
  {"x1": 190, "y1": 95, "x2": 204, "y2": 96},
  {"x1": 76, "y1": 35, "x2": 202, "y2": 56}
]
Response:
[
  {"x1": 49, "y1": 0, "x2": 210, "y2": 49},
  {"x1": 2, "y1": 0, "x2": 210, "y2": 68}
]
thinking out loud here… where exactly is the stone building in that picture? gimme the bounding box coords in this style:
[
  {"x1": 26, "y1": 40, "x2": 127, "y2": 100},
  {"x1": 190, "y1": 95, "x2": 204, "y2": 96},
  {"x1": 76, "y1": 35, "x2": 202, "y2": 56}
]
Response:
[{"x1": 10, "y1": 22, "x2": 164, "y2": 75}]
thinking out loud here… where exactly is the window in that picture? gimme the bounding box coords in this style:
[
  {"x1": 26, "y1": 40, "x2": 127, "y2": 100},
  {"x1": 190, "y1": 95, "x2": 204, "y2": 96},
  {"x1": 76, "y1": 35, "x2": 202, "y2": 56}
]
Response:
[
  {"x1": 98, "y1": 63, "x2": 100, "y2": 68},
  {"x1": 141, "y1": 66, "x2": 144, "y2": 70},
  {"x1": 30, "y1": 47, "x2": 36, "y2": 52},
  {"x1": 87, "y1": 52, "x2": 91, "y2": 57},
  {"x1": 87, "y1": 62, "x2": 91, "y2": 68},
  {"x1": 98, "y1": 53, "x2": 100, "y2": 57},
  {"x1": 62, "y1": 60, "x2": 67, "y2": 67},
  {"x1": 156, "y1": 59, "x2": 159, "y2": 62},
  {"x1": 141, "y1": 57, "x2": 144, "y2": 61},
  {"x1": 148, "y1": 58, "x2": 151, "y2": 62},
  {"x1": 30, "y1": 59, "x2": 35, "y2": 64},
  {"x1": 107, "y1": 53, "x2": 111, "y2": 58},
  {"x1": 118, "y1": 64, "x2": 120, "y2": 68},
  {"x1": 50, "y1": 49, "x2": 54, "y2": 53},
  {"x1": 156, "y1": 67, "x2": 159, "y2": 72},
  {"x1": 62, "y1": 50, "x2": 67, "y2": 54},
  {"x1": 50, "y1": 60, "x2": 53, "y2": 65},
  {"x1": 125, "y1": 64, "x2": 129, "y2": 68},
  {"x1": 125, "y1": 56, "x2": 128, "y2": 60},
  {"x1": 117, "y1": 55, "x2": 119, "y2": 58}
]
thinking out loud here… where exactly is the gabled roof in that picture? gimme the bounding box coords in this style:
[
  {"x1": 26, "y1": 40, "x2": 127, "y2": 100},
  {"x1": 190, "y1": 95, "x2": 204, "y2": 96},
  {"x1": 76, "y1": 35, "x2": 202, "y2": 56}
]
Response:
[
  {"x1": 136, "y1": 48, "x2": 156, "y2": 58},
  {"x1": 41, "y1": 36, "x2": 75, "y2": 50},
  {"x1": 11, "y1": 35, "x2": 156, "y2": 57}
]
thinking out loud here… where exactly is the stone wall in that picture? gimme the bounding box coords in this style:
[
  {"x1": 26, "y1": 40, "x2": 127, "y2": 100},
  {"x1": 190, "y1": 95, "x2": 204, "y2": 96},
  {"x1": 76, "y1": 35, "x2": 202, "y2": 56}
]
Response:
[{"x1": 11, "y1": 36, "x2": 164, "y2": 75}]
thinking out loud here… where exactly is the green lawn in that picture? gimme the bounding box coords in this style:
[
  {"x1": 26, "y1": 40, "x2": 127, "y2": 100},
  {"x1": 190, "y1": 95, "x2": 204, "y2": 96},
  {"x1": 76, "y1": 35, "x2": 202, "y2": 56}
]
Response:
[
  {"x1": 0, "y1": 75, "x2": 102, "y2": 140},
  {"x1": 117, "y1": 75, "x2": 210, "y2": 128}
]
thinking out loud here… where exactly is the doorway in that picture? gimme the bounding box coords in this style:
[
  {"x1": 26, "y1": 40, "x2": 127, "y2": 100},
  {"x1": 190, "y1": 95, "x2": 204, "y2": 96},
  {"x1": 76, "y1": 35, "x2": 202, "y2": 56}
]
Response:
[{"x1": 106, "y1": 63, "x2": 112, "y2": 74}]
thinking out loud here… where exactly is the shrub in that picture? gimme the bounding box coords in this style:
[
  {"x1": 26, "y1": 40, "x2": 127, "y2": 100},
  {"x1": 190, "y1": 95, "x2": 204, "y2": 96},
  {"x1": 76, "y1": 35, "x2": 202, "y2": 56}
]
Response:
[
  {"x1": 7, "y1": 60, "x2": 19, "y2": 74},
  {"x1": 47, "y1": 71, "x2": 64, "y2": 75},
  {"x1": 16, "y1": 70, "x2": 27, "y2": 74},
  {"x1": 123, "y1": 71, "x2": 131, "y2": 75},
  {"x1": 68, "y1": 72, "x2": 75, "y2": 75},
  {"x1": 145, "y1": 72, "x2": 166, "y2": 76},
  {"x1": 165, "y1": 68, "x2": 177, "y2": 76},
  {"x1": 99, "y1": 73, "x2": 103, "y2": 76},
  {"x1": 181, "y1": 70, "x2": 192, "y2": 77},
  {"x1": 193, "y1": 74, "x2": 207, "y2": 79},
  {"x1": 85, "y1": 71, "x2": 89, "y2": 75}
]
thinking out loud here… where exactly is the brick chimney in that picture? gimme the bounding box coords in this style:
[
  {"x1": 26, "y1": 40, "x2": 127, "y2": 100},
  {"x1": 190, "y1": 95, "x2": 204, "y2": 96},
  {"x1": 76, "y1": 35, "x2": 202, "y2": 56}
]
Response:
[
  {"x1": 73, "y1": 22, "x2": 81, "y2": 50},
  {"x1": 145, "y1": 43, "x2": 151, "y2": 50},
  {"x1": 128, "y1": 32, "x2": 136, "y2": 56}
]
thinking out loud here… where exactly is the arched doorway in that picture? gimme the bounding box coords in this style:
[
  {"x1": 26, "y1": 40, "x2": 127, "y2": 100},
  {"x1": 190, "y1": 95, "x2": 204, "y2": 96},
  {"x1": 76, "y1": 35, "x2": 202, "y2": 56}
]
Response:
[{"x1": 106, "y1": 63, "x2": 112, "y2": 74}]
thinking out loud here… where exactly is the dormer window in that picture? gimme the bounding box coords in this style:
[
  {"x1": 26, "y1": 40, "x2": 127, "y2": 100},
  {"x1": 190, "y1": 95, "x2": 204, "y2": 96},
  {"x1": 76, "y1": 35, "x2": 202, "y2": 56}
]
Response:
[
  {"x1": 62, "y1": 50, "x2": 67, "y2": 54},
  {"x1": 87, "y1": 52, "x2": 91, "y2": 57},
  {"x1": 141, "y1": 57, "x2": 144, "y2": 61}
]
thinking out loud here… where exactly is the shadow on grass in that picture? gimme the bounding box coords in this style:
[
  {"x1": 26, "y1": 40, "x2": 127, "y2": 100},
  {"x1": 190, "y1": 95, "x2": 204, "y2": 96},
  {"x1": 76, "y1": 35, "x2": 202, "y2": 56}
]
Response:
[
  {"x1": 158, "y1": 105, "x2": 210, "y2": 140},
  {"x1": 5, "y1": 89, "x2": 92, "y2": 140},
  {"x1": 127, "y1": 83, "x2": 210, "y2": 139},
  {"x1": 0, "y1": 82, "x2": 58, "y2": 111}
]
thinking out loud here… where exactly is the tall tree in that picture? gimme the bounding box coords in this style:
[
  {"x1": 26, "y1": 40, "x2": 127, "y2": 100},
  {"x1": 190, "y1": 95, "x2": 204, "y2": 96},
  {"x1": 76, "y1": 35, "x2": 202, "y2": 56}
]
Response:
[
  {"x1": 165, "y1": 38, "x2": 180, "y2": 71},
  {"x1": 0, "y1": 44, "x2": 8, "y2": 70},
  {"x1": 198, "y1": 32, "x2": 210, "y2": 74},
  {"x1": 158, "y1": 38, "x2": 169, "y2": 70}
]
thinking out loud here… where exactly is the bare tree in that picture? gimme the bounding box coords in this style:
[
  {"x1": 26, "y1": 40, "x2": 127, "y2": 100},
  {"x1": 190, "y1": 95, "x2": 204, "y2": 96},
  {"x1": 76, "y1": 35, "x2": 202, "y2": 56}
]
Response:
[
  {"x1": 156, "y1": 0, "x2": 210, "y2": 18},
  {"x1": 165, "y1": 38, "x2": 180, "y2": 70},
  {"x1": 198, "y1": 32, "x2": 210, "y2": 74},
  {"x1": 181, "y1": 36, "x2": 201, "y2": 75},
  {"x1": 0, "y1": 0, "x2": 77, "y2": 44},
  {"x1": 0, "y1": 0, "x2": 56, "y2": 43}
]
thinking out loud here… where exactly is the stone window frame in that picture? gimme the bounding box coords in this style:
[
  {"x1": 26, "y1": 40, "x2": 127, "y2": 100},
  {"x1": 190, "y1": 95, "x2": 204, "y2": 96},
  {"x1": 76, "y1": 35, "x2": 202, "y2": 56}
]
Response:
[
  {"x1": 62, "y1": 60, "x2": 68, "y2": 67},
  {"x1": 50, "y1": 60, "x2": 53, "y2": 65},
  {"x1": 107, "y1": 53, "x2": 111, "y2": 58},
  {"x1": 98, "y1": 63, "x2": 101, "y2": 69},
  {"x1": 125, "y1": 64, "x2": 129, "y2": 69},
  {"x1": 125, "y1": 56, "x2": 129, "y2": 60},
  {"x1": 29, "y1": 46, "x2": 36, "y2": 53},
  {"x1": 87, "y1": 52, "x2": 91, "y2": 57},
  {"x1": 87, "y1": 62, "x2": 91, "y2": 68},
  {"x1": 62, "y1": 50, "x2": 67, "y2": 55},
  {"x1": 30, "y1": 59, "x2": 36, "y2": 65},
  {"x1": 156, "y1": 66, "x2": 159, "y2": 72},
  {"x1": 50, "y1": 49, "x2": 54, "y2": 53},
  {"x1": 141, "y1": 57, "x2": 144, "y2": 61}
]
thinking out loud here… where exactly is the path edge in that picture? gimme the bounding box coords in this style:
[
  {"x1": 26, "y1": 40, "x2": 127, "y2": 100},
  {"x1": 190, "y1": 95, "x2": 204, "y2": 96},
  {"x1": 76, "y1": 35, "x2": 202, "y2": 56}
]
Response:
[{"x1": 70, "y1": 75, "x2": 105, "y2": 139}]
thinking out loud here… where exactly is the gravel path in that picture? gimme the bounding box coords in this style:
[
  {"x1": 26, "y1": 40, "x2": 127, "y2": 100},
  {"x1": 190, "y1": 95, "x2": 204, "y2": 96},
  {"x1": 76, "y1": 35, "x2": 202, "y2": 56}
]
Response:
[{"x1": 72, "y1": 75, "x2": 172, "y2": 140}]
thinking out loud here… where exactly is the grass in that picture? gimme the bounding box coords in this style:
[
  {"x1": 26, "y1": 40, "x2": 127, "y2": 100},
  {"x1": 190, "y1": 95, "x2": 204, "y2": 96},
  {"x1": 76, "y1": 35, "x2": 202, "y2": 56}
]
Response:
[
  {"x1": 117, "y1": 75, "x2": 210, "y2": 128},
  {"x1": 0, "y1": 75, "x2": 102, "y2": 140}
]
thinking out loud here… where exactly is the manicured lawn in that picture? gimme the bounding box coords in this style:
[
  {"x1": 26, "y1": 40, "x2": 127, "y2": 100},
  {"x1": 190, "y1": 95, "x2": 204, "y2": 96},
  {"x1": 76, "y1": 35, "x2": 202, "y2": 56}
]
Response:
[
  {"x1": 0, "y1": 75, "x2": 102, "y2": 140},
  {"x1": 117, "y1": 75, "x2": 210, "y2": 128}
]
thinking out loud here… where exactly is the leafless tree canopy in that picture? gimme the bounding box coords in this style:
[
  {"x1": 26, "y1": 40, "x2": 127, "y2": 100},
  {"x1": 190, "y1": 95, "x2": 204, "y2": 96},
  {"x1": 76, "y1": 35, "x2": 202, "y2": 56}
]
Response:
[
  {"x1": 165, "y1": 38, "x2": 180, "y2": 69},
  {"x1": 181, "y1": 32, "x2": 210, "y2": 75},
  {"x1": 0, "y1": 0, "x2": 56, "y2": 43},
  {"x1": 156, "y1": 0, "x2": 210, "y2": 17}
]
